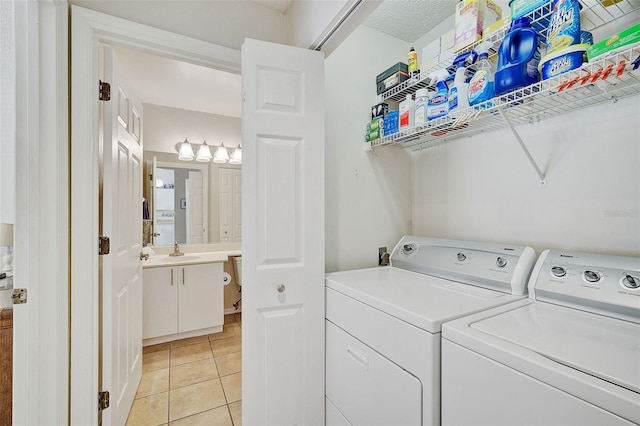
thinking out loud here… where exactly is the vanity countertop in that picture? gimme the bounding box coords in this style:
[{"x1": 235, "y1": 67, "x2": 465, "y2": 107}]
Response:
[{"x1": 143, "y1": 250, "x2": 242, "y2": 269}]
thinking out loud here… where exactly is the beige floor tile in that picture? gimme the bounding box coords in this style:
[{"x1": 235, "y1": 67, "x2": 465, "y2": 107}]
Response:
[
  {"x1": 209, "y1": 323, "x2": 241, "y2": 342},
  {"x1": 136, "y1": 368, "x2": 170, "y2": 399},
  {"x1": 215, "y1": 352, "x2": 241, "y2": 377},
  {"x1": 143, "y1": 349, "x2": 170, "y2": 373},
  {"x1": 169, "y1": 406, "x2": 233, "y2": 426},
  {"x1": 169, "y1": 379, "x2": 227, "y2": 422},
  {"x1": 143, "y1": 342, "x2": 170, "y2": 354},
  {"x1": 211, "y1": 336, "x2": 241, "y2": 358},
  {"x1": 170, "y1": 342, "x2": 212, "y2": 367},
  {"x1": 221, "y1": 372, "x2": 242, "y2": 404},
  {"x1": 223, "y1": 314, "x2": 237, "y2": 325},
  {"x1": 228, "y1": 401, "x2": 242, "y2": 426},
  {"x1": 126, "y1": 391, "x2": 168, "y2": 426},
  {"x1": 170, "y1": 358, "x2": 219, "y2": 390},
  {"x1": 170, "y1": 335, "x2": 209, "y2": 349},
  {"x1": 234, "y1": 313, "x2": 242, "y2": 327}
]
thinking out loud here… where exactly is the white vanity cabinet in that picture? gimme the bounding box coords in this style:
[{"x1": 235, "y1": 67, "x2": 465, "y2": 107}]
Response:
[{"x1": 143, "y1": 262, "x2": 224, "y2": 343}]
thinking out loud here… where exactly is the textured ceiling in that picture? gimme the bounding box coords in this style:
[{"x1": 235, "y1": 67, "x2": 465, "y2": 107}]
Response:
[{"x1": 363, "y1": 0, "x2": 456, "y2": 43}]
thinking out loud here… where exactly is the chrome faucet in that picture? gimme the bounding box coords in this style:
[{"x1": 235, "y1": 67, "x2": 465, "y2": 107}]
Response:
[{"x1": 169, "y1": 241, "x2": 184, "y2": 257}]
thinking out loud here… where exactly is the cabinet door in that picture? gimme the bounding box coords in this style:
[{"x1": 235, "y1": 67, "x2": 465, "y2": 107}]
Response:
[
  {"x1": 178, "y1": 263, "x2": 223, "y2": 333},
  {"x1": 143, "y1": 267, "x2": 178, "y2": 339}
]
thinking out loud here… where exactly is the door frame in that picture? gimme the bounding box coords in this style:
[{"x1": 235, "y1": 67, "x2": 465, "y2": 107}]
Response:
[{"x1": 70, "y1": 6, "x2": 240, "y2": 423}]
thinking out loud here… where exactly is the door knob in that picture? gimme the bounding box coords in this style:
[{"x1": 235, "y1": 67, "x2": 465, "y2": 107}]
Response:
[
  {"x1": 140, "y1": 252, "x2": 149, "y2": 261},
  {"x1": 277, "y1": 284, "x2": 285, "y2": 293}
]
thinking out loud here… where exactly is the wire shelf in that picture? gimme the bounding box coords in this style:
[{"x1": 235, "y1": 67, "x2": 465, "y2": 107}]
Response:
[
  {"x1": 379, "y1": 0, "x2": 639, "y2": 103},
  {"x1": 371, "y1": 46, "x2": 640, "y2": 151}
]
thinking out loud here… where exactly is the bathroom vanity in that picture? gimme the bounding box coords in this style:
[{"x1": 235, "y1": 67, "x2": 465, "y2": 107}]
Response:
[{"x1": 142, "y1": 252, "x2": 231, "y2": 345}]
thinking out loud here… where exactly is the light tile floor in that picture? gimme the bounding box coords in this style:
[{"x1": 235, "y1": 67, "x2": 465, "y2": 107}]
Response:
[{"x1": 127, "y1": 313, "x2": 242, "y2": 425}]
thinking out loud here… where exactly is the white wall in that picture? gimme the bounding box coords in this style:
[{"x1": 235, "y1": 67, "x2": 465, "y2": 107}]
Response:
[
  {"x1": 412, "y1": 95, "x2": 640, "y2": 256},
  {"x1": 325, "y1": 25, "x2": 413, "y2": 272},
  {"x1": 143, "y1": 103, "x2": 241, "y2": 153}
]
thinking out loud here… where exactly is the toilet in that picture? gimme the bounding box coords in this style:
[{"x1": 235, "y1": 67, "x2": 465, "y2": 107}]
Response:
[{"x1": 232, "y1": 256, "x2": 242, "y2": 309}]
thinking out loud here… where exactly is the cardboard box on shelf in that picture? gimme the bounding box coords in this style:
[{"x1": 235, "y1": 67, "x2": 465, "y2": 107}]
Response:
[
  {"x1": 440, "y1": 29, "x2": 455, "y2": 52},
  {"x1": 454, "y1": 0, "x2": 502, "y2": 52}
]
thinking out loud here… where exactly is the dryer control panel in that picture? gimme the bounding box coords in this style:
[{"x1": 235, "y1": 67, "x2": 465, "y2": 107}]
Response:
[
  {"x1": 529, "y1": 250, "x2": 640, "y2": 323},
  {"x1": 390, "y1": 236, "x2": 537, "y2": 296}
]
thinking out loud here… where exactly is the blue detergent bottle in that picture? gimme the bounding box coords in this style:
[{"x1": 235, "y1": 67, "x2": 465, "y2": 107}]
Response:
[
  {"x1": 468, "y1": 42, "x2": 495, "y2": 106},
  {"x1": 494, "y1": 17, "x2": 541, "y2": 96}
]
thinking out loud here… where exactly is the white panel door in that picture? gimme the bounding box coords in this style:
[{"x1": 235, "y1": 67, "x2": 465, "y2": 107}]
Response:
[
  {"x1": 186, "y1": 171, "x2": 205, "y2": 243},
  {"x1": 219, "y1": 168, "x2": 232, "y2": 243},
  {"x1": 101, "y1": 47, "x2": 143, "y2": 426},
  {"x1": 232, "y1": 169, "x2": 242, "y2": 242},
  {"x1": 242, "y1": 38, "x2": 325, "y2": 425}
]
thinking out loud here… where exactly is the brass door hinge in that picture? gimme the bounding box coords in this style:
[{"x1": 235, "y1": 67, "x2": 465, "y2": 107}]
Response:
[
  {"x1": 99, "y1": 236, "x2": 110, "y2": 255},
  {"x1": 12, "y1": 288, "x2": 27, "y2": 305},
  {"x1": 98, "y1": 391, "x2": 110, "y2": 410},
  {"x1": 99, "y1": 80, "x2": 111, "y2": 101}
]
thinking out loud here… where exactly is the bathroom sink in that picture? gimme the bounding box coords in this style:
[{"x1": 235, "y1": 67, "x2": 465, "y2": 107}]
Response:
[{"x1": 158, "y1": 255, "x2": 200, "y2": 262}]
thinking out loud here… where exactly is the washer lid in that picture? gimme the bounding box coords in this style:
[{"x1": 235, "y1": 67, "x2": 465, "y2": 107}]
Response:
[
  {"x1": 471, "y1": 302, "x2": 640, "y2": 393},
  {"x1": 325, "y1": 266, "x2": 523, "y2": 333}
]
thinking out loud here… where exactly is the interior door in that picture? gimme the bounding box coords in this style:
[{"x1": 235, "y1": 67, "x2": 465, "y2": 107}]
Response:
[
  {"x1": 186, "y1": 170, "x2": 205, "y2": 243},
  {"x1": 242, "y1": 38, "x2": 325, "y2": 425},
  {"x1": 219, "y1": 168, "x2": 232, "y2": 243},
  {"x1": 100, "y1": 46, "x2": 143, "y2": 426}
]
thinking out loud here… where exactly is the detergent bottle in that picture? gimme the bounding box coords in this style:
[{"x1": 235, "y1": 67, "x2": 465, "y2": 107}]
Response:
[
  {"x1": 468, "y1": 42, "x2": 495, "y2": 106},
  {"x1": 427, "y1": 69, "x2": 451, "y2": 121},
  {"x1": 448, "y1": 51, "x2": 477, "y2": 116},
  {"x1": 399, "y1": 94, "x2": 415, "y2": 131},
  {"x1": 494, "y1": 17, "x2": 541, "y2": 96}
]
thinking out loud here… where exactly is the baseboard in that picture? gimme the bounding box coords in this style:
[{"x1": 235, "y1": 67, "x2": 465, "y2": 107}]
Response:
[
  {"x1": 142, "y1": 325, "x2": 223, "y2": 346},
  {"x1": 224, "y1": 307, "x2": 241, "y2": 315}
]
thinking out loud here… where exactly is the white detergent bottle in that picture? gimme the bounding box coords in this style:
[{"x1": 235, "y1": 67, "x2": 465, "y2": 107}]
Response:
[
  {"x1": 449, "y1": 51, "x2": 476, "y2": 117},
  {"x1": 399, "y1": 94, "x2": 415, "y2": 131},
  {"x1": 414, "y1": 88, "x2": 429, "y2": 126}
]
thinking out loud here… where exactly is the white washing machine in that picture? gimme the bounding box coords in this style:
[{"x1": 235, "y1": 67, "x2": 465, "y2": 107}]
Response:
[
  {"x1": 441, "y1": 249, "x2": 640, "y2": 425},
  {"x1": 325, "y1": 236, "x2": 537, "y2": 425}
]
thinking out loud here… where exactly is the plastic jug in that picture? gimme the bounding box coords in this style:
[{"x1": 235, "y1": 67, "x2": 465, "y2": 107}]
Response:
[{"x1": 494, "y1": 17, "x2": 541, "y2": 96}]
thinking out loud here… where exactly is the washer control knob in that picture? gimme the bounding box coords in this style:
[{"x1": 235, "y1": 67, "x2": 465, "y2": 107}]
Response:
[
  {"x1": 402, "y1": 243, "x2": 417, "y2": 255},
  {"x1": 551, "y1": 266, "x2": 567, "y2": 278},
  {"x1": 496, "y1": 256, "x2": 508, "y2": 268},
  {"x1": 584, "y1": 270, "x2": 601, "y2": 283},
  {"x1": 622, "y1": 275, "x2": 640, "y2": 289},
  {"x1": 457, "y1": 253, "x2": 467, "y2": 261}
]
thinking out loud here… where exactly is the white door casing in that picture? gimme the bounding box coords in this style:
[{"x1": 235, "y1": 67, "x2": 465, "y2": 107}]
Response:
[
  {"x1": 71, "y1": 8, "x2": 241, "y2": 422},
  {"x1": 242, "y1": 38, "x2": 325, "y2": 425},
  {"x1": 100, "y1": 47, "x2": 143, "y2": 425}
]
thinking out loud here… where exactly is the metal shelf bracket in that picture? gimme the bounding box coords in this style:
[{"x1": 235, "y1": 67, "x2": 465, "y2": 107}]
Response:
[{"x1": 498, "y1": 107, "x2": 546, "y2": 185}]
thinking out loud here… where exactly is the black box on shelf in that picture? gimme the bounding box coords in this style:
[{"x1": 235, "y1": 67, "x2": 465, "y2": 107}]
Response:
[
  {"x1": 376, "y1": 62, "x2": 409, "y2": 95},
  {"x1": 371, "y1": 102, "x2": 389, "y2": 119}
]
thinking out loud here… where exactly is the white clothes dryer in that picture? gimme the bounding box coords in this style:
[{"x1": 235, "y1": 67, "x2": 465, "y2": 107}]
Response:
[
  {"x1": 441, "y1": 249, "x2": 640, "y2": 425},
  {"x1": 325, "y1": 236, "x2": 537, "y2": 425}
]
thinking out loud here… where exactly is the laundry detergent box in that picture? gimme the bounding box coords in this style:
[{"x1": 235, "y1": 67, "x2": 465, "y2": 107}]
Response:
[
  {"x1": 586, "y1": 22, "x2": 640, "y2": 61},
  {"x1": 366, "y1": 117, "x2": 384, "y2": 141},
  {"x1": 383, "y1": 110, "x2": 399, "y2": 136},
  {"x1": 455, "y1": 0, "x2": 503, "y2": 52}
]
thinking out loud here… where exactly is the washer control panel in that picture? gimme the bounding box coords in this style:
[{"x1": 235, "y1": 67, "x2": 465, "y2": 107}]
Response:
[
  {"x1": 530, "y1": 250, "x2": 640, "y2": 323},
  {"x1": 390, "y1": 236, "x2": 537, "y2": 296}
]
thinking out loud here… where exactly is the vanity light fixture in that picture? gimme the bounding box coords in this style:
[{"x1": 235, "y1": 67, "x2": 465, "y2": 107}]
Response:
[
  {"x1": 196, "y1": 141, "x2": 212, "y2": 162},
  {"x1": 229, "y1": 144, "x2": 242, "y2": 165},
  {"x1": 176, "y1": 139, "x2": 194, "y2": 161},
  {"x1": 213, "y1": 142, "x2": 230, "y2": 164}
]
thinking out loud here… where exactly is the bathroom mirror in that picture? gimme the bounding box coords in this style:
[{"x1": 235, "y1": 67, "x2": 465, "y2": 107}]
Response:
[{"x1": 144, "y1": 151, "x2": 241, "y2": 247}]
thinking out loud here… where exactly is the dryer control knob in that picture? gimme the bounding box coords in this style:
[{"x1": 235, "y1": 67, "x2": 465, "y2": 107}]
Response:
[
  {"x1": 457, "y1": 252, "x2": 467, "y2": 261},
  {"x1": 551, "y1": 266, "x2": 567, "y2": 278},
  {"x1": 584, "y1": 270, "x2": 601, "y2": 283},
  {"x1": 622, "y1": 275, "x2": 640, "y2": 289},
  {"x1": 496, "y1": 256, "x2": 508, "y2": 268}
]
